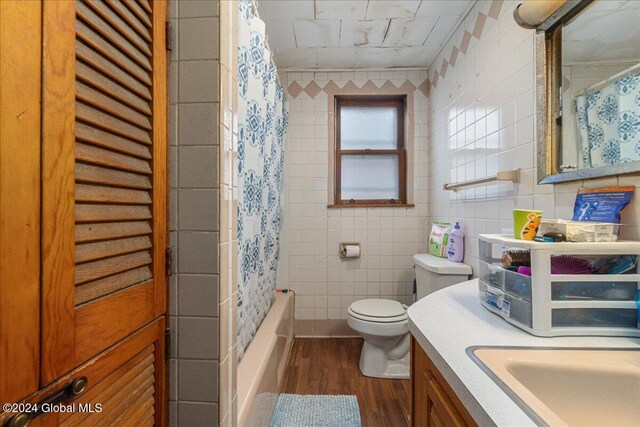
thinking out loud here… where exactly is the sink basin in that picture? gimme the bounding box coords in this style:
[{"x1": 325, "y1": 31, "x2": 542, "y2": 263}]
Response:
[{"x1": 468, "y1": 347, "x2": 640, "y2": 426}]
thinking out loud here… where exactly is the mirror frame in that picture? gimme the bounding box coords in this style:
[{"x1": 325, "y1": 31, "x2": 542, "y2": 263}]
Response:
[{"x1": 536, "y1": 0, "x2": 640, "y2": 184}]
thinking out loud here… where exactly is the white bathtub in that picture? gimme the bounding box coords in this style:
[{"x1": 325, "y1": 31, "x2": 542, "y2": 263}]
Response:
[{"x1": 238, "y1": 291, "x2": 294, "y2": 427}]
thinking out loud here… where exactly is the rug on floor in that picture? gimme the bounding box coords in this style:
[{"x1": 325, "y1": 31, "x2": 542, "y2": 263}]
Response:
[{"x1": 271, "y1": 394, "x2": 362, "y2": 427}]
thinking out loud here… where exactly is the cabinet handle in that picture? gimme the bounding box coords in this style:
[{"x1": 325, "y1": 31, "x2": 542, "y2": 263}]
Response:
[{"x1": 4, "y1": 376, "x2": 88, "y2": 427}]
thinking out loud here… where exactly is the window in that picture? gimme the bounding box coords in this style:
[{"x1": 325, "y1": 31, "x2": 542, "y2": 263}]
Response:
[{"x1": 334, "y1": 96, "x2": 407, "y2": 206}]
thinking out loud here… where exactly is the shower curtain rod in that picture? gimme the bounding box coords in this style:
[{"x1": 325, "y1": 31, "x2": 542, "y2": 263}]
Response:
[{"x1": 585, "y1": 62, "x2": 640, "y2": 93}]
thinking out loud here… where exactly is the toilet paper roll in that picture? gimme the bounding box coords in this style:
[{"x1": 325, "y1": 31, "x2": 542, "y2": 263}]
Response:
[{"x1": 343, "y1": 245, "x2": 360, "y2": 258}]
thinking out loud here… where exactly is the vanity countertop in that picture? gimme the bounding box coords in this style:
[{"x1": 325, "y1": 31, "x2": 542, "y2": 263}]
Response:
[{"x1": 407, "y1": 279, "x2": 640, "y2": 427}]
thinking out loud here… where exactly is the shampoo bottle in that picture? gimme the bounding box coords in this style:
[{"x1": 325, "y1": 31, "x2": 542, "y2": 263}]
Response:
[{"x1": 447, "y1": 222, "x2": 464, "y2": 262}]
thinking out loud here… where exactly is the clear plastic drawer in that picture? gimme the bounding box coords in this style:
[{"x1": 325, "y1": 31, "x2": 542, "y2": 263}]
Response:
[
  {"x1": 551, "y1": 281, "x2": 638, "y2": 301},
  {"x1": 479, "y1": 281, "x2": 532, "y2": 327},
  {"x1": 479, "y1": 260, "x2": 532, "y2": 301},
  {"x1": 552, "y1": 308, "x2": 637, "y2": 328}
]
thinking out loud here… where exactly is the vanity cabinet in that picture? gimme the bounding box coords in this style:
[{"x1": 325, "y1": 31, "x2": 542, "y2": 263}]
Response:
[{"x1": 411, "y1": 337, "x2": 476, "y2": 427}]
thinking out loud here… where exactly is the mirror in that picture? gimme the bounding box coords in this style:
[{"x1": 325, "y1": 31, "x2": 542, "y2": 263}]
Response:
[{"x1": 536, "y1": 0, "x2": 640, "y2": 183}]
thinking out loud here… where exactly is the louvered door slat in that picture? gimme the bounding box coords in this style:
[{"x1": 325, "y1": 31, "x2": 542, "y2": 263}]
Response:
[
  {"x1": 76, "y1": 19, "x2": 151, "y2": 84},
  {"x1": 76, "y1": 235, "x2": 152, "y2": 263},
  {"x1": 76, "y1": 122, "x2": 151, "y2": 158},
  {"x1": 137, "y1": 0, "x2": 152, "y2": 14},
  {"x1": 75, "y1": 250, "x2": 152, "y2": 285},
  {"x1": 60, "y1": 345, "x2": 156, "y2": 427},
  {"x1": 76, "y1": 1, "x2": 151, "y2": 71},
  {"x1": 75, "y1": 266, "x2": 152, "y2": 305},
  {"x1": 123, "y1": 395, "x2": 155, "y2": 427},
  {"x1": 123, "y1": 0, "x2": 152, "y2": 27},
  {"x1": 77, "y1": 62, "x2": 151, "y2": 115},
  {"x1": 76, "y1": 221, "x2": 152, "y2": 243},
  {"x1": 75, "y1": 204, "x2": 152, "y2": 222},
  {"x1": 77, "y1": 103, "x2": 151, "y2": 144},
  {"x1": 76, "y1": 163, "x2": 152, "y2": 190},
  {"x1": 112, "y1": 387, "x2": 155, "y2": 427},
  {"x1": 77, "y1": 81, "x2": 152, "y2": 129},
  {"x1": 91, "y1": 373, "x2": 155, "y2": 427},
  {"x1": 84, "y1": 0, "x2": 151, "y2": 56},
  {"x1": 107, "y1": 0, "x2": 152, "y2": 41},
  {"x1": 77, "y1": 43, "x2": 151, "y2": 99},
  {"x1": 76, "y1": 183, "x2": 152, "y2": 204},
  {"x1": 76, "y1": 142, "x2": 151, "y2": 173},
  {"x1": 60, "y1": 349, "x2": 153, "y2": 427}
]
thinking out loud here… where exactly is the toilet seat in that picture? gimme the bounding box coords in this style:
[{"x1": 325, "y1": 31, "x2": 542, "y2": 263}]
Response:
[{"x1": 347, "y1": 299, "x2": 408, "y2": 323}]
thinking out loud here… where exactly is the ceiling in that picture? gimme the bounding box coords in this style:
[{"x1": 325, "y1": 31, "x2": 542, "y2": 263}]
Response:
[
  {"x1": 562, "y1": 0, "x2": 640, "y2": 64},
  {"x1": 256, "y1": 0, "x2": 474, "y2": 69}
]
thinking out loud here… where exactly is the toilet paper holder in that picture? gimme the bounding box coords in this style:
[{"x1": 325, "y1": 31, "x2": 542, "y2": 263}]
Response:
[{"x1": 339, "y1": 242, "x2": 360, "y2": 259}]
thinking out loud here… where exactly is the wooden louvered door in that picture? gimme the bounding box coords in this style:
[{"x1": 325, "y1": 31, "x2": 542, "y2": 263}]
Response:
[{"x1": 38, "y1": 0, "x2": 168, "y2": 422}]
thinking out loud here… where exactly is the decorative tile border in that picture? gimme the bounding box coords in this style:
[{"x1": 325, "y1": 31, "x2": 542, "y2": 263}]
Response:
[
  {"x1": 285, "y1": 0, "x2": 504, "y2": 98},
  {"x1": 429, "y1": 0, "x2": 504, "y2": 89},
  {"x1": 287, "y1": 78, "x2": 431, "y2": 98}
]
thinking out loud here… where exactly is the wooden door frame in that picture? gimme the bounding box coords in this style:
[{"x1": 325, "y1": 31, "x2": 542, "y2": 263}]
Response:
[{"x1": 0, "y1": 0, "x2": 42, "y2": 404}]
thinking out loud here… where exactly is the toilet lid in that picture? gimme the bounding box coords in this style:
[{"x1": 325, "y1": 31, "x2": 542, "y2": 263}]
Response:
[{"x1": 349, "y1": 299, "x2": 406, "y2": 319}]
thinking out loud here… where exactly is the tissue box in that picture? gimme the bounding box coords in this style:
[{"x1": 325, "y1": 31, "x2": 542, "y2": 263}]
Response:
[{"x1": 538, "y1": 220, "x2": 618, "y2": 242}]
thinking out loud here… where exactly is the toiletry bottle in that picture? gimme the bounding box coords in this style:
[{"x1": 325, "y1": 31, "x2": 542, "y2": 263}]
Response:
[{"x1": 447, "y1": 222, "x2": 464, "y2": 262}]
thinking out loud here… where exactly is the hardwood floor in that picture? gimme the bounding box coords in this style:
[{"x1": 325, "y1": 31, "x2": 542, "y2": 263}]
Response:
[{"x1": 280, "y1": 338, "x2": 411, "y2": 427}]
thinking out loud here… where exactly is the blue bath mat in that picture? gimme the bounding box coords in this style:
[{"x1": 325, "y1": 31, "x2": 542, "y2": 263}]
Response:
[{"x1": 271, "y1": 394, "x2": 362, "y2": 427}]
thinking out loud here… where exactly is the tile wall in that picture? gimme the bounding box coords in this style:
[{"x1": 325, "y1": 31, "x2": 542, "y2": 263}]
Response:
[
  {"x1": 427, "y1": 0, "x2": 640, "y2": 276},
  {"x1": 217, "y1": 1, "x2": 239, "y2": 425},
  {"x1": 279, "y1": 70, "x2": 431, "y2": 336},
  {"x1": 168, "y1": 0, "x2": 235, "y2": 426}
]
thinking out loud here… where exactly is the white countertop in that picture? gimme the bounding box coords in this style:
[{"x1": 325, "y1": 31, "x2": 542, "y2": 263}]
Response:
[{"x1": 407, "y1": 279, "x2": 640, "y2": 427}]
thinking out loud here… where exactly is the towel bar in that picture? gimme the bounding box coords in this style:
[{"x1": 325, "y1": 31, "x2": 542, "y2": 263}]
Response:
[{"x1": 443, "y1": 169, "x2": 521, "y2": 191}]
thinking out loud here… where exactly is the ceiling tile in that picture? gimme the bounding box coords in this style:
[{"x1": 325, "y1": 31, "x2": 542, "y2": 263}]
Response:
[
  {"x1": 383, "y1": 16, "x2": 439, "y2": 47},
  {"x1": 317, "y1": 48, "x2": 357, "y2": 68},
  {"x1": 415, "y1": 0, "x2": 471, "y2": 17},
  {"x1": 340, "y1": 20, "x2": 389, "y2": 47},
  {"x1": 424, "y1": 15, "x2": 460, "y2": 47},
  {"x1": 365, "y1": 1, "x2": 422, "y2": 20},
  {"x1": 260, "y1": 1, "x2": 314, "y2": 20},
  {"x1": 265, "y1": 20, "x2": 297, "y2": 49},
  {"x1": 315, "y1": 0, "x2": 367, "y2": 20},
  {"x1": 293, "y1": 20, "x2": 341, "y2": 47},
  {"x1": 274, "y1": 48, "x2": 318, "y2": 68},
  {"x1": 355, "y1": 47, "x2": 401, "y2": 68},
  {"x1": 355, "y1": 47, "x2": 437, "y2": 67}
]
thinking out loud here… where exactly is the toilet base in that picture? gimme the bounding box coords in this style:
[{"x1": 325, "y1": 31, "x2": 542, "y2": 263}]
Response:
[{"x1": 358, "y1": 339, "x2": 410, "y2": 379}]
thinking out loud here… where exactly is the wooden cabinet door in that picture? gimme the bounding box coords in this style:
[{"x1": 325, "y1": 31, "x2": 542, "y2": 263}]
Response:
[
  {"x1": 41, "y1": 0, "x2": 167, "y2": 385},
  {"x1": 1, "y1": 1, "x2": 168, "y2": 425},
  {"x1": 411, "y1": 338, "x2": 476, "y2": 427}
]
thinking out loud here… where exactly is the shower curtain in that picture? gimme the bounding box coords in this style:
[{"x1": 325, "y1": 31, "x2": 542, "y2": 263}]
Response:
[
  {"x1": 574, "y1": 71, "x2": 640, "y2": 168},
  {"x1": 237, "y1": 0, "x2": 288, "y2": 360}
]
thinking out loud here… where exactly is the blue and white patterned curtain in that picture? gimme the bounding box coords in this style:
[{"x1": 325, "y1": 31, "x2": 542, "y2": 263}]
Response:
[
  {"x1": 237, "y1": 0, "x2": 288, "y2": 360},
  {"x1": 574, "y1": 71, "x2": 640, "y2": 168}
]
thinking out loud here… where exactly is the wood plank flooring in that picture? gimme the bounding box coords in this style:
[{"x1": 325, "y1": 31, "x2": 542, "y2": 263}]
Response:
[{"x1": 280, "y1": 338, "x2": 411, "y2": 427}]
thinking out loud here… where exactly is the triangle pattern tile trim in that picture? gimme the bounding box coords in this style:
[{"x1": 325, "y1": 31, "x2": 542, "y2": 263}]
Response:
[
  {"x1": 304, "y1": 81, "x2": 322, "y2": 98},
  {"x1": 418, "y1": 79, "x2": 430, "y2": 97},
  {"x1": 288, "y1": 81, "x2": 304, "y2": 98},
  {"x1": 488, "y1": 0, "x2": 504, "y2": 19},
  {"x1": 322, "y1": 81, "x2": 340, "y2": 94},
  {"x1": 429, "y1": 0, "x2": 504, "y2": 90},
  {"x1": 473, "y1": 13, "x2": 488, "y2": 39}
]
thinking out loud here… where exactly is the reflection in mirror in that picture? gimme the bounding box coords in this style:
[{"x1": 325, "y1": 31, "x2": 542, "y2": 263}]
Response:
[{"x1": 561, "y1": 1, "x2": 640, "y2": 172}]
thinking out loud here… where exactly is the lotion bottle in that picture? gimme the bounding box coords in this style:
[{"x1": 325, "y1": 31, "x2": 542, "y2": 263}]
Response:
[{"x1": 447, "y1": 222, "x2": 464, "y2": 262}]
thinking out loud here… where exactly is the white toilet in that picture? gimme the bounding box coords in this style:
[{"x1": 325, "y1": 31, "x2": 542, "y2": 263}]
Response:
[{"x1": 347, "y1": 254, "x2": 471, "y2": 379}]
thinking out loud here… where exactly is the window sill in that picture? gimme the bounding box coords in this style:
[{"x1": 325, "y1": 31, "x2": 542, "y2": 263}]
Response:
[{"x1": 327, "y1": 203, "x2": 415, "y2": 209}]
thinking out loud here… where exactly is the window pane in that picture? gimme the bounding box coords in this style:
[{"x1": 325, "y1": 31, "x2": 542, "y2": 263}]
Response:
[
  {"x1": 341, "y1": 154, "x2": 399, "y2": 200},
  {"x1": 340, "y1": 106, "x2": 397, "y2": 149}
]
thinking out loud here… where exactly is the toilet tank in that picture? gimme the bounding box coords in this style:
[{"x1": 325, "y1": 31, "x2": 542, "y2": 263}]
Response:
[{"x1": 413, "y1": 254, "x2": 472, "y2": 301}]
